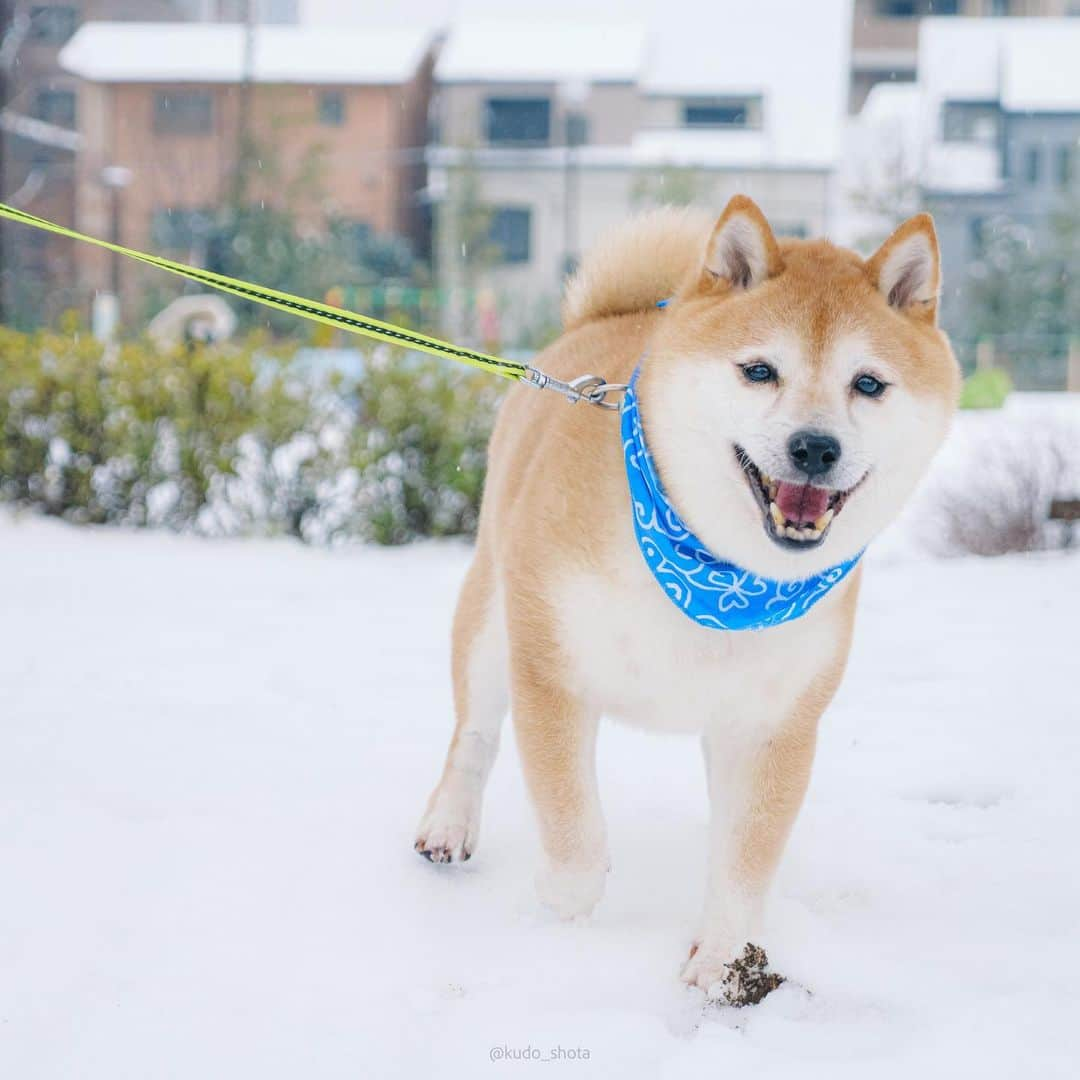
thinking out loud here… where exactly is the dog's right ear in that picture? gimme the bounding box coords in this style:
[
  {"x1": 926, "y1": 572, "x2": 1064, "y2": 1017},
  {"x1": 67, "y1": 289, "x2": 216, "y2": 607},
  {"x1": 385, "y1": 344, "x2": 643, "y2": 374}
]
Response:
[{"x1": 700, "y1": 195, "x2": 784, "y2": 292}]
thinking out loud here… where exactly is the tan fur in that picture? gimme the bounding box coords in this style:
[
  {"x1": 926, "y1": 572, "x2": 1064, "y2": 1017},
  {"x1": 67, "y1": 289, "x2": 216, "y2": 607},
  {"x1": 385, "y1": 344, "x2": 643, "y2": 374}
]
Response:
[
  {"x1": 417, "y1": 198, "x2": 959, "y2": 996},
  {"x1": 561, "y1": 206, "x2": 715, "y2": 331}
]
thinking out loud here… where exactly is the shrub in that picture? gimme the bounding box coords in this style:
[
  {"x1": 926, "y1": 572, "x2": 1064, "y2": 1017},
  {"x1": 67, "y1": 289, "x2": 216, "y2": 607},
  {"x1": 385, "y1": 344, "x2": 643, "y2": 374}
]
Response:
[
  {"x1": 934, "y1": 422, "x2": 1079, "y2": 557},
  {"x1": 0, "y1": 324, "x2": 504, "y2": 544},
  {"x1": 959, "y1": 367, "x2": 1013, "y2": 410}
]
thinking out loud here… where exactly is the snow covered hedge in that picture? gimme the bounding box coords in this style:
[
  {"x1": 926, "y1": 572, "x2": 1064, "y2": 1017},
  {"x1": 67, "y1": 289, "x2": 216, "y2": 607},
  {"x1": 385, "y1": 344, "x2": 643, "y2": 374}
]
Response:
[{"x1": 0, "y1": 322, "x2": 504, "y2": 544}]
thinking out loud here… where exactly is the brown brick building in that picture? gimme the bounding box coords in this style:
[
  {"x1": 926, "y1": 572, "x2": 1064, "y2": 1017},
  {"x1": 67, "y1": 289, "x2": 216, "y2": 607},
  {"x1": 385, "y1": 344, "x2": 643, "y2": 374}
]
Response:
[
  {"x1": 1, "y1": 2, "x2": 197, "y2": 322},
  {"x1": 57, "y1": 20, "x2": 435, "y2": 308}
]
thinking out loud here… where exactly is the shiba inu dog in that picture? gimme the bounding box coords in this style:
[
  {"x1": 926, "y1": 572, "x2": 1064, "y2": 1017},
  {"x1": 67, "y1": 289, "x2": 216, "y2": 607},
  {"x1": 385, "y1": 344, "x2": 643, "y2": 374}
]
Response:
[{"x1": 415, "y1": 196, "x2": 959, "y2": 1000}]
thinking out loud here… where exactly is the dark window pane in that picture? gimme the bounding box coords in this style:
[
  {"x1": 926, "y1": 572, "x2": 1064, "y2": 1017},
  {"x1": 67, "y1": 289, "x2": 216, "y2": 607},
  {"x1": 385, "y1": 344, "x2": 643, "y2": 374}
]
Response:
[
  {"x1": 319, "y1": 90, "x2": 345, "y2": 126},
  {"x1": 682, "y1": 97, "x2": 762, "y2": 129},
  {"x1": 933, "y1": 0, "x2": 961, "y2": 13},
  {"x1": 34, "y1": 88, "x2": 76, "y2": 127},
  {"x1": 970, "y1": 216, "x2": 988, "y2": 255},
  {"x1": 489, "y1": 208, "x2": 531, "y2": 264},
  {"x1": 154, "y1": 91, "x2": 214, "y2": 135},
  {"x1": 485, "y1": 99, "x2": 550, "y2": 145},
  {"x1": 773, "y1": 222, "x2": 808, "y2": 238},
  {"x1": 1057, "y1": 145, "x2": 1074, "y2": 187},
  {"x1": 28, "y1": 6, "x2": 78, "y2": 44},
  {"x1": 1025, "y1": 146, "x2": 1041, "y2": 184},
  {"x1": 876, "y1": 0, "x2": 919, "y2": 16}
]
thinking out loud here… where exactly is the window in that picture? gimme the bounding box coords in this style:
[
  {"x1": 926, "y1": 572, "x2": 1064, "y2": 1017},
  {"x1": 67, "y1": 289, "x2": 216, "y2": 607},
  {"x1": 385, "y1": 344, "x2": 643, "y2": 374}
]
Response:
[
  {"x1": 941, "y1": 101, "x2": 1000, "y2": 145},
  {"x1": 154, "y1": 91, "x2": 214, "y2": 135},
  {"x1": 28, "y1": 5, "x2": 78, "y2": 44},
  {"x1": 1025, "y1": 146, "x2": 1041, "y2": 185},
  {"x1": 488, "y1": 208, "x2": 531, "y2": 264},
  {"x1": 683, "y1": 97, "x2": 762, "y2": 130},
  {"x1": 876, "y1": 0, "x2": 959, "y2": 12},
  {"x1": 1056, "y1": 145, "x2": 1074, "y2": 188},
  {"x1": 216, "y1": 0, "x2": 298, "y2": 20},
  {"x1": 150, "y1": 208, "x2": 213, "y2": 250},
  {"x1": 257, "y1": 0, "x2": 299, "y2": 21},
  {"x1": 876, "y1": 0, "x2": 919, "y2": 16},
  {"x1": 34, "y1": 88, "x2": 76, "y2": 127},
  {"x1": 989, "y1": 0, "x2": 1010, "y2": 14},
  {"x1": 319, "y1": 90, "x2": 345, "y2": 127},
  {"x1": 485, "y1": 98, "x2": 551, "y2": 146},
  {"x1": 345, "y1": 221, "x2": 372, "y2": 264},
  {"x1": 773, "y1": 222, "x2": 809, "y2": 239},
  {"x1": 969, "y1": 216, "x2": 989, "y2": 255}
]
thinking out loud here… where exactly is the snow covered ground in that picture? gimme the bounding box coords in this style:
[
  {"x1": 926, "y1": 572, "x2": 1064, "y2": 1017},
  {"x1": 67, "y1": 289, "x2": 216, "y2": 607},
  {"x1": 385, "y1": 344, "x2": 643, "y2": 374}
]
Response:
[{"x1": 1, "y1": 436, "x2": 1078, "y2": 1076}]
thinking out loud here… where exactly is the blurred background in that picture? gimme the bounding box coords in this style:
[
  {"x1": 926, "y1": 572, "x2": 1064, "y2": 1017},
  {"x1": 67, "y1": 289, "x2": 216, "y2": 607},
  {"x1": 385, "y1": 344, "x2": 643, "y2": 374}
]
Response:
[{"x1": 0, "y1": 0, "x2": 1077, "y2": 548}]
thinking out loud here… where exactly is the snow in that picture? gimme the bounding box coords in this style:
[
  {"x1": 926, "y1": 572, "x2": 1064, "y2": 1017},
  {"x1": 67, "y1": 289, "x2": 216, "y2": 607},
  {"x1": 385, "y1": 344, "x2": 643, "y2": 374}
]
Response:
[
  {"x1": 59, "y1": 22, "x2": 434, "y2": 85},
  {"x1": 2, "y1": 406, "x2": 1079, "y2": 1077},
  {"x1": 437, "y1": 1, "x2": 850, "y2": 170},
  {"x1": 1001, "y1": 31, "x2": 1080, "y2": 113},
  {"x1": 916, "y1": 17, "x2": 1080, "y2": 194},
  {"x1": 919, "y1": 16, "x2": 1080, "y2": 110},
  {"x1": 641, "y1": 0, "x2": 851, "y2": 169},
  {"x1": 435, "y1": 20, "x2": 648, "y2": 84}
]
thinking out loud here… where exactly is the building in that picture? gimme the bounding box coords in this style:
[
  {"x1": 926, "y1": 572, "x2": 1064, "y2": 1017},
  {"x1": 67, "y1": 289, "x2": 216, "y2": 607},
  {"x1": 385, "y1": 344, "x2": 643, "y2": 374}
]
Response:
[
  {"x1": 849, "y1": 0, "x2": 1076, "y2": 112},
  {"x1": 55, "y1": 20, "x2": 435, "y2": 309},
  {"x1": 913, "y1": 17, "x2": 1080, "y2": 382},
  {"x1": 0, "y1": 1, "x2": 200, "y2": 322},
  {"x1": 428, "y1": 1, "x2": 853, "y2": 344}
]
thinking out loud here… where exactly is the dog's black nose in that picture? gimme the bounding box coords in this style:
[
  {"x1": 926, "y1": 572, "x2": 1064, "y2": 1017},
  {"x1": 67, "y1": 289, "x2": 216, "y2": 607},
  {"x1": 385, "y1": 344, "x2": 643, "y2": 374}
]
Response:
[{"x1": 788, "y1": 431, "x2": 841, "y2": 478}]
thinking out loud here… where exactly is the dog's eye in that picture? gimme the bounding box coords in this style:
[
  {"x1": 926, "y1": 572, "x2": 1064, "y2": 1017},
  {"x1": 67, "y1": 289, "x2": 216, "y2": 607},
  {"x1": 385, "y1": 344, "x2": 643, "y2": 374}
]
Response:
[
  {"x1": 852, "y1": 373, "x2": 888, "y2": 398},
  {"x1": 741, "y1": 362, "x2": 777, "y2": 385}
]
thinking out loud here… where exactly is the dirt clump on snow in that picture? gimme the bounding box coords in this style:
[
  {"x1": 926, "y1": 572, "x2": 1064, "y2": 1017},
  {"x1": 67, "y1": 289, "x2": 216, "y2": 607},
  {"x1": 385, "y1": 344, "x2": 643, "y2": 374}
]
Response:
[{"x1": 717, "y1": 943, "x2": 785, "y2": 1007}]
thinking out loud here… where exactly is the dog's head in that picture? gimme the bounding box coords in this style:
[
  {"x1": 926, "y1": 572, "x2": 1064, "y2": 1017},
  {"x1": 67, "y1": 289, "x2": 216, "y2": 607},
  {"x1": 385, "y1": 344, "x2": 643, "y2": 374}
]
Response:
[{"x1": 639, "y1": 195, "x2": 960, "y2": 580}]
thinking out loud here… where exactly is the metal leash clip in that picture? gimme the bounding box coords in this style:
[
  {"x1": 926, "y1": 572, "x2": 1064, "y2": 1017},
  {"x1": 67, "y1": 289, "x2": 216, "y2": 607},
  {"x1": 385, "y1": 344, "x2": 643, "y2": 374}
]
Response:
[{"x1": 523, "y1": 367, "x2": 629, "y2": 411}]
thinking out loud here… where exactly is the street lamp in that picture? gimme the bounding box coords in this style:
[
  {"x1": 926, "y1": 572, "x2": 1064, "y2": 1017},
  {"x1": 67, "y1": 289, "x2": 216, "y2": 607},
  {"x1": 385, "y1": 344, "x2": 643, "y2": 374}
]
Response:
[
  {"x1": 559, "y1": 80, "x2": 589, "y2": 280},
  {"x1": 94, "y1": 164, "x2": 132, "y2": 341},
  {"x1": 101, "y1": 164, "x2": 133, "y2": 295}
]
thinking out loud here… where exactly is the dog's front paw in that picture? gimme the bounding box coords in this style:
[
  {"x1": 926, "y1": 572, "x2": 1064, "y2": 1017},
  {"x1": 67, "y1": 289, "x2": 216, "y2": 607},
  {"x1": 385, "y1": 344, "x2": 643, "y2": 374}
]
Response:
[
  {"x1": 414, "y1": 789, "x2": 479, "y2": 864},
  {"x1": 681, "y1": 941, "x2": 785, "y2": 1006},
  {"x1": 535, "y1": 858, "x2": 608, "y2": 919}
]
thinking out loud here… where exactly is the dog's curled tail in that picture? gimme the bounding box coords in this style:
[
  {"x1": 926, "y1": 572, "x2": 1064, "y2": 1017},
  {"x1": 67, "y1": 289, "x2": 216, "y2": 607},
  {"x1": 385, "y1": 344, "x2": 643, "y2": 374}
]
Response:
[{"x1": 561, "y1": 206, "x2": 714, "y2": 331}]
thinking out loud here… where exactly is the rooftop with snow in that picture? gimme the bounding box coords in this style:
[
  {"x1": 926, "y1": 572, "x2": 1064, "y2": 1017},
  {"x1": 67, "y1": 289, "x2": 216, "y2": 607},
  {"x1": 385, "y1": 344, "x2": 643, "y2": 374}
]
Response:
[{"x1": 59, "y1": 22, "x2": 435, "y2": 85}]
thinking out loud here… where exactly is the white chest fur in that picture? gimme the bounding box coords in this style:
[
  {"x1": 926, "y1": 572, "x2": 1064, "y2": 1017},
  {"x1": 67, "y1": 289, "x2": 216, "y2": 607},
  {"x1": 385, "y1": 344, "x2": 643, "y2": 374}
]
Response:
[{"x1": 551, "y1": 535, "x2": 848, "y2": 737}]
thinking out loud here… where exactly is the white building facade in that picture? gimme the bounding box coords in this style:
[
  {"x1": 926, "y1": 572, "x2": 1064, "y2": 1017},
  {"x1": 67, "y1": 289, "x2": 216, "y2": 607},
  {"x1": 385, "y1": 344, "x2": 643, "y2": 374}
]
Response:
[{"x1": 426, "y1": 2, "x2": 853, "y2": 345}]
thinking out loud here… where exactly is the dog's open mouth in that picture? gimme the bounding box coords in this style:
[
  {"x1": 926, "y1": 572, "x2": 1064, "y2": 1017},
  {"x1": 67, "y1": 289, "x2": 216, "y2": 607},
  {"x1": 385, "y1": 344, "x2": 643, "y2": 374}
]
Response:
[{"x1": 735, "y1": 446, "x2": 864, "y2": 550}]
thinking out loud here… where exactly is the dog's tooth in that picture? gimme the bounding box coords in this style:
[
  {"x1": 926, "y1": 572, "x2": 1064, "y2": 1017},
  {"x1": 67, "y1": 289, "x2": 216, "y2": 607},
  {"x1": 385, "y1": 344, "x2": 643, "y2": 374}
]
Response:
[
  {"x1": 785, "y1": 525, "x2": 803, "y2": 540},
  {"x1": 770, "y1": 502, "x2": 785, "y2": 527},
  {"x1": 814, "y1": 508, "x2": 835, "y2": 531}
]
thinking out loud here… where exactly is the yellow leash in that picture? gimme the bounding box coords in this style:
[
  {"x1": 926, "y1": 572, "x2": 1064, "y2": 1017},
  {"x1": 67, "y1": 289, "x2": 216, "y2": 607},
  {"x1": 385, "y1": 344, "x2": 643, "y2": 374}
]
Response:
[{"x1": 0, "y1": 201, "x2": 627, "y2": 409}]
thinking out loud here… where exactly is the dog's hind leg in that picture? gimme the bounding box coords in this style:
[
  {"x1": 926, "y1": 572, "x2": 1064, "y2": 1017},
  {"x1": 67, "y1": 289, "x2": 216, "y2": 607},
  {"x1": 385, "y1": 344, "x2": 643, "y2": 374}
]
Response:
[{"x1": 415, "y1": 546, "x2": 507, "y2": 864}]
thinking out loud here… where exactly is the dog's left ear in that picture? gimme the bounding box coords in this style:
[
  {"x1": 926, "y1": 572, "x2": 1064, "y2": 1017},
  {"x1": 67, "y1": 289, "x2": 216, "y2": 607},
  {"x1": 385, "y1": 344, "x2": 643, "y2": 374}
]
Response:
[
  {"x1": 701, "y1": 195, "x2": 784, "y2": 291},
  {"x1": 867, "y1": 213, "x2": 941, "y2": 321}
]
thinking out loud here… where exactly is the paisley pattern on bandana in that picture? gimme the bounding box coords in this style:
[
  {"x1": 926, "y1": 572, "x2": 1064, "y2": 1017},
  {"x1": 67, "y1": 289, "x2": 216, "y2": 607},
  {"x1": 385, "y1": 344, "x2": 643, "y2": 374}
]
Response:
[{"x1": 621, "y1": 367, "x2": 862, "y2": 631}]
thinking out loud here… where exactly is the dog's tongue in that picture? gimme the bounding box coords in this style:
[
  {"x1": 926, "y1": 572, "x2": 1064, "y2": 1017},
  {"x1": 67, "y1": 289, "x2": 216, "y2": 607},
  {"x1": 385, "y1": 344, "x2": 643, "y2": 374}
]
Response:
[{"x1": 774, "y1": 481, "x2": 831, "y2": 525}]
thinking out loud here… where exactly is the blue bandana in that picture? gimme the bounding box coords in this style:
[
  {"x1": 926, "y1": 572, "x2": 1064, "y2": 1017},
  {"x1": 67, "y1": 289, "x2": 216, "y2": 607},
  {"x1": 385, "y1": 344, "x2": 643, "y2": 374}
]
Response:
[{"x1": 621, "y1": 367, "x2": 862, "y2": 631}]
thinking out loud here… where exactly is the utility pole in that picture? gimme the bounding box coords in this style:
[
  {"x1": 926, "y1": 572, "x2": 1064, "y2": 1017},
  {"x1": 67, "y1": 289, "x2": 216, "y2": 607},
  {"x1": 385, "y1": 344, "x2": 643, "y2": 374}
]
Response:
[
  {"x1": 0, "y1": 0, "x2": 14, "y2": 323},
  {"x1": 230, "y1": 0, "x2": 257, "y2": 208}
]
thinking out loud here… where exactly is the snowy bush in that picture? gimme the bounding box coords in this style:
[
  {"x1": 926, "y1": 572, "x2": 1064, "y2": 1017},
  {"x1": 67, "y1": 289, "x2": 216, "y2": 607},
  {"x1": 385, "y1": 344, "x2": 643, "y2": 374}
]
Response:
[
  {"x1": 0, "y1": 323, "x2": 503, "y2": 544},
  {"x1": 933, "y1": 422, "x2": 1080, "y2": 557}
]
